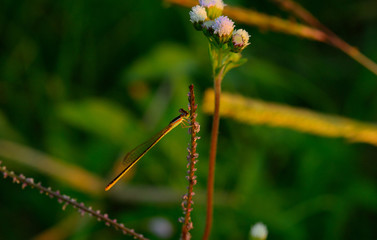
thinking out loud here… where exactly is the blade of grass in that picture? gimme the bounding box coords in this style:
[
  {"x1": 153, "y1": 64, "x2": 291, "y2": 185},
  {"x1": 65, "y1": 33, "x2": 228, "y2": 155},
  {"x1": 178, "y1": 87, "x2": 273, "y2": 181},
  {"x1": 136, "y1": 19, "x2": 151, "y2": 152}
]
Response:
[
  {"x1": 203, "y1": 89, "x2": 377, "y2": 146},
  {"x1": 0, "y1": 139, "x2": 103, "y2": 196}
]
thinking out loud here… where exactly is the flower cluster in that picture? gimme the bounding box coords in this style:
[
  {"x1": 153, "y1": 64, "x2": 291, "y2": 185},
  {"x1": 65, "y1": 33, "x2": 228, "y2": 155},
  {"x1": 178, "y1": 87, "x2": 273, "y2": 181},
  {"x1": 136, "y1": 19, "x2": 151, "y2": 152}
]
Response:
[{"x1": 189, "y1": 0, "x2": 250, "y2": 53}]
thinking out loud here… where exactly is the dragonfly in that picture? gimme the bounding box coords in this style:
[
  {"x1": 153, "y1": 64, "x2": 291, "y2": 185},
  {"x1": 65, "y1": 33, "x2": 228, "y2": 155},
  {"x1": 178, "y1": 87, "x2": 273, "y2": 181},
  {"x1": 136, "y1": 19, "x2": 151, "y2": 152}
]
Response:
[{"x1": 105, "y1": 108, "x2": 189, "y2": 191}]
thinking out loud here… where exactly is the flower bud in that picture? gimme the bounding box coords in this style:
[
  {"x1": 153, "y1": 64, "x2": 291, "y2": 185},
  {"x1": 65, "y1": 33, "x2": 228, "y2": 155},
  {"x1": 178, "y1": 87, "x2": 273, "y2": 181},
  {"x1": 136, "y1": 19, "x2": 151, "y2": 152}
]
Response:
[
  {"x1": 230, "y1": 29, "x2": 250, "y2": 52},
  {"x1": 199, "y1": 0, "x2": 225, "y2": 20},
  {"x1": 213, "y1": 16, "x2": 234, "y2": 45},
  {"x1": 189, "y1": 5, "x2": 208, "y2": 30},
  {"x1": 202, "y1": 20, "x2": 215, "y2": 37}
]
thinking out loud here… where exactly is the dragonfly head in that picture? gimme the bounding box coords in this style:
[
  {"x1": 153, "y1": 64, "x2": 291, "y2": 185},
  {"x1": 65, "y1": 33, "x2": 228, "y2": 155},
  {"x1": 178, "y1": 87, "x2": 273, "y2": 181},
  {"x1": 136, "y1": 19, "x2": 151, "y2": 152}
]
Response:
[{"x1": 179, "y1": 108, "x2": 189, "y2": 118}]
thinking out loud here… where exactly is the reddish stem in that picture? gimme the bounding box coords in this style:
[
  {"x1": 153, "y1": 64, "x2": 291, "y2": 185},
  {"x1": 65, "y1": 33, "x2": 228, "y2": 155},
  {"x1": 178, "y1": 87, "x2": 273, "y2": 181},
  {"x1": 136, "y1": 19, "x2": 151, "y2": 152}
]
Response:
[
  {"x1": 181, "y1": 84, "x2": 200, "y2": 240},
  {"x1": 203, "y1": 67, "x2": 224, "y2": 240}
]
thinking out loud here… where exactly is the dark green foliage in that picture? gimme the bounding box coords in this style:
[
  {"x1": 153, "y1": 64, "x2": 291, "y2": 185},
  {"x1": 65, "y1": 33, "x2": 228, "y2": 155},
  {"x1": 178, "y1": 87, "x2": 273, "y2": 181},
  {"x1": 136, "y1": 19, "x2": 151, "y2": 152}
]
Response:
[{"x1": 1, "y1": 0, "x2": 377, "y2": 239}]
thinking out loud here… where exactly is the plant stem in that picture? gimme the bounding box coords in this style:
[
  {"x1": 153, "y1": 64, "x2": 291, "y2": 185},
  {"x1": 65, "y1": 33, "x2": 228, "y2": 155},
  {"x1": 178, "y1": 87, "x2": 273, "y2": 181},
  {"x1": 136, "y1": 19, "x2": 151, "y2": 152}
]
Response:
[
  {"x1": 181, "y1": 84, "x2": 200, "y2": 240},
  {"x1": 0, "y1": 161, "x2": 147, "y2": 240},
  {"x1": 203, "y1": 66, "x2": 224, "y2": 240}
]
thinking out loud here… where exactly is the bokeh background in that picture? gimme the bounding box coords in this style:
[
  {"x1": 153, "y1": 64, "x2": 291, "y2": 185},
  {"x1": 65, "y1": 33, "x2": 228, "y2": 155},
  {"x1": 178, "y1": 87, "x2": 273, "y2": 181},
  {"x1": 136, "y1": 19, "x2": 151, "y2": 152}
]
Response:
[{"x1": 1, "y1": 0, "x2": 377, "y2": 239}]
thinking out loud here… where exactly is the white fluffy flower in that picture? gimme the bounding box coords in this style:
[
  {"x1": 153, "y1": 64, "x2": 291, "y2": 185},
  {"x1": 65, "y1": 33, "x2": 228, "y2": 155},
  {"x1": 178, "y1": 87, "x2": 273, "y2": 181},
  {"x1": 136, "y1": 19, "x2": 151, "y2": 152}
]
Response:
[
  {"x1": 213, "y1": 16, "x2": 234, "y2": 37},
  {"x1": 230, "y1": 29, "x2": 250, "y2": 52},
  {"x1": 232, "y1": 29, "x2": 250, "y2": 47},
  {"x1": 199, "y1": 0, "x2": 226, "y2": 10},
  {"x1": 148, "y1": 217, "x2": 173, "y2": 239},
  {"x1": 250, "y1": 222, "x2": 268, "y2": 239},
  {"x1": 189, "y1": 5, "x2": 207, "y2": 23}
]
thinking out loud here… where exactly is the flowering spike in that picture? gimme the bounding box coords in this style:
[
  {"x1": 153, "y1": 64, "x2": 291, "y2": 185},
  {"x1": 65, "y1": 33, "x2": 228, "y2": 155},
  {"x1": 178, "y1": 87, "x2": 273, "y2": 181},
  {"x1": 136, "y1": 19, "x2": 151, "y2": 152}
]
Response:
[
  {"x1": 26, "y1": 178, "x2": 35, "y2": 185},
  {"x1": 62, "y1": 203, "x2": 68, "y2": 210},
  {"x1": 62, "y1": 195, "x2": 70, "y2": 200},
  {"x1": 88, "y1": 208, "x2": 93, "y2": 216},
  {"x1": 12, "y1": 176, "x2": 19, "y2": 184},
  {"x1": 78, "y1": 209, "x2": 85, "y2": 216},
  {"x1": 0, "y1": 163, "x2": 147, "y2": 240}
]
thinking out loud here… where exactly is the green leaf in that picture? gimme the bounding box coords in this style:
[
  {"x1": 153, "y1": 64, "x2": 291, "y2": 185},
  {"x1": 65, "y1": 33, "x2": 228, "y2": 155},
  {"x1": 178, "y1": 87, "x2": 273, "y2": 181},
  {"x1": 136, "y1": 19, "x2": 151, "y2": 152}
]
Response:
[
  {"x1": 122, "y1": 42, "x2": 196, "y2": 82},
  {"x1": 57, "y1": 99, "x2": 134, "y2": 144},
  {"x1": 224, "y1": 57, "x2": 248, "y2": 75}
]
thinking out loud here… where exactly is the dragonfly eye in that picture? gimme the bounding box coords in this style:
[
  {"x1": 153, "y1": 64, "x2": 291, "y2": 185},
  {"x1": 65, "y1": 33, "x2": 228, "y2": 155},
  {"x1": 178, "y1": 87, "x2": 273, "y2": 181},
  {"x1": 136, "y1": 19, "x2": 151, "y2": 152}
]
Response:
[{"x1": 179, "y1": 108, "x2": 189, "y2": 117}]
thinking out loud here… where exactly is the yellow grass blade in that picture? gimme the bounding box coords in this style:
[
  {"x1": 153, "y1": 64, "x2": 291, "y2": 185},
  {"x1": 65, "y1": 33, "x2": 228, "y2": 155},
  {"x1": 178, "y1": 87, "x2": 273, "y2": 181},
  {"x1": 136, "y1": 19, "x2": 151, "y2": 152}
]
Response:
[
  {"x1": 0, "y1": 140, "x2": 103, "y2": 196},
  {"x1": 165, "y1": 0, "x2": 326, "y2": 41},
  {"x1": 203, "y1": 89, "x2": 377, "y2": 146}
]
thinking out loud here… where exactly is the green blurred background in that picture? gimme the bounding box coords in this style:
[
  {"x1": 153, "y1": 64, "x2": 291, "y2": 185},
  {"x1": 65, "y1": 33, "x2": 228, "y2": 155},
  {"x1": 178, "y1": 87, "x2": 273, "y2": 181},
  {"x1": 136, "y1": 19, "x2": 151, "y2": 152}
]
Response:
[{"x1": 1, "y1": 0, "x2": 377, "y2": 239}]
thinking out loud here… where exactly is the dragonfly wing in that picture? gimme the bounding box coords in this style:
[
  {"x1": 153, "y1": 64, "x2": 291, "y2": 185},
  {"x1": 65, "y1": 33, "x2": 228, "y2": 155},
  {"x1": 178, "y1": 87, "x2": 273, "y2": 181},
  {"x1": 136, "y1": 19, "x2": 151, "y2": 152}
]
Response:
[
  {"x1": 105, "y1": 114, "x2": 185, "y2": 191},
  {"x1": 122, "y1": 125, "x2": 171, "y2": 167}
]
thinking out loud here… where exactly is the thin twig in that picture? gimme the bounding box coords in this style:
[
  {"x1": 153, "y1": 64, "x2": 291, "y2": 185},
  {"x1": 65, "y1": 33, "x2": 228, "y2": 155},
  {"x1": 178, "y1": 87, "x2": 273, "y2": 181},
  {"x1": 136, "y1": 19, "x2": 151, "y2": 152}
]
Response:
[
  {"x1": 0, "y1": 161, "x2": 148, "y2": 240},
  {"x1": 181, "y1": 84, "x2": 200, "y2": 240},
  {"x1": 272, "y1": 0, "x2": 377, "y2": 76}
]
